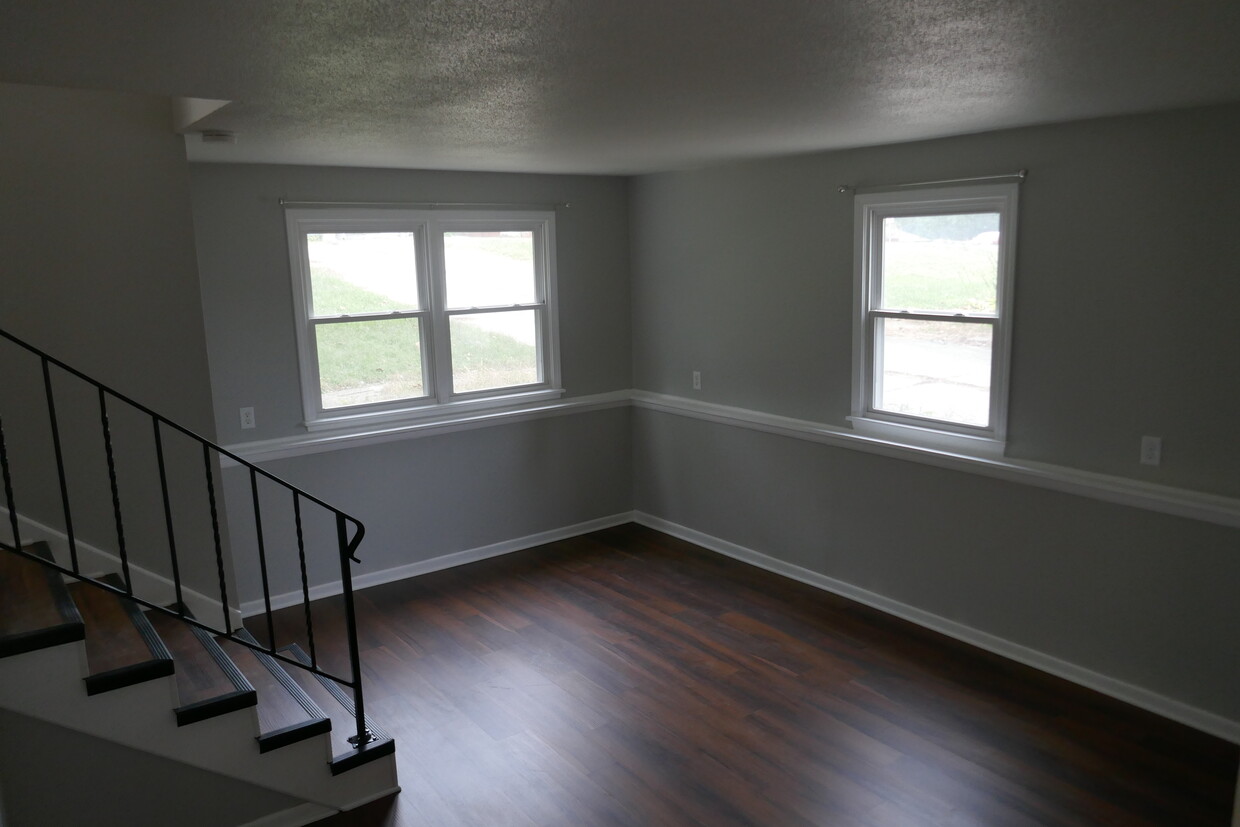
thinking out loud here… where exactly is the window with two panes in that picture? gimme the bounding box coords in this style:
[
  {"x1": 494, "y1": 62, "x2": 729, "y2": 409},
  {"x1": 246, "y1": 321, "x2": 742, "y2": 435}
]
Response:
[{"x1": 287, "y1": 209, "x2": 560, "y2": 427}]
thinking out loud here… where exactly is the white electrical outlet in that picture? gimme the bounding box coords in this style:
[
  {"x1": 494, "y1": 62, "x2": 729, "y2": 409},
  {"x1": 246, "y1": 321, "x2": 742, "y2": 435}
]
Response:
[
  {"x1": 692, "y1": 370, "x2": 701, "y2": 390},
  {"x1": 240, "y1": 406, "x2": 256, "y2": 430},
  {"x1": 1140, "y1": 435, "x2": 1161, "y2": 466}
]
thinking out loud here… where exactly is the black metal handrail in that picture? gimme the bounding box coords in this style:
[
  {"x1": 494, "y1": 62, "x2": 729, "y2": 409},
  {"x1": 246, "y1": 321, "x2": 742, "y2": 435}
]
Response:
[{"x1": 0, "y1": 327, "x2": 375, "y2": 749}]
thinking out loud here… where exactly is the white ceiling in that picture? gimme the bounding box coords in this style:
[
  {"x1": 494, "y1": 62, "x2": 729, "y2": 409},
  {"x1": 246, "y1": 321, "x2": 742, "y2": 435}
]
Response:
[{"x1": 3, "y1": 1, "x2": 1238, "y2": 174}]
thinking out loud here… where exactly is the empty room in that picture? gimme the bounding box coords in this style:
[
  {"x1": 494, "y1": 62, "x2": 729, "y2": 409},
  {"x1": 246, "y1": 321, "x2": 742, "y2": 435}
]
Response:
[{"x1": 1, "y1": 2, "x2": 1239, "y2": 825}]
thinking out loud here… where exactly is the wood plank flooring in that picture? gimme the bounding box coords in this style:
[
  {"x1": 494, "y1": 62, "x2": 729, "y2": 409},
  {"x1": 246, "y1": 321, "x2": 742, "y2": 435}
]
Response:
[{"x1": 265, "y1": 523, "x2": 1238, "y2": 826}]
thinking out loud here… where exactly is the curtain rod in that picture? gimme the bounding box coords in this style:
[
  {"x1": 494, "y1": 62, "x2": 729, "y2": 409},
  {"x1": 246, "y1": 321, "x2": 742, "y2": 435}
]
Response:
[
  {"x1": 838, "y1": 169, "x2": 1027, "y2": 194},
  {"x1": 278, "y1": 198, "x2": 570, "y2": 210}
]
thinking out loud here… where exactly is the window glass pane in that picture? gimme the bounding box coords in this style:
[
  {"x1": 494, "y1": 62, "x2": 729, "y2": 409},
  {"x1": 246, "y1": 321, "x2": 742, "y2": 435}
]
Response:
[
  {"x1": 444, "y1": 231, "x2": 537, "y2": 310},
  {"x1": 307, "y1": 232, "x2": 419, "y2": 315},
  {"x1": 881, "y1": 214, "x2": 999, "y2": 313},
  {"x1": 315, "y1": 318, "x2": 424, "y2": 409},
  {"x1": 875, "y1": 318, "x2": 991, "y2": 426},
  {"x1": 450, "y1": 310, "x2": 539, "y2": 393}
]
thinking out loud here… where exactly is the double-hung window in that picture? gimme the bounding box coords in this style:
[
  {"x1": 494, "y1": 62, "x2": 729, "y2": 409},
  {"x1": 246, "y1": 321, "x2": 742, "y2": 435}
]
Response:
[
  {"x1": 850, "y1": 183, "x2": 1018, "y2": 455},
  {"x1": 286, "y1": 208, "x2": 561, "y2": 429}
]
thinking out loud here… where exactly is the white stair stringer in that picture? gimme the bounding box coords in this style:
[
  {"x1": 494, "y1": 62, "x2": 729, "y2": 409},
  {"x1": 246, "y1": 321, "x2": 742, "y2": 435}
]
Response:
[{"x1": 0, "y1": 639, "x2": 399, "y2": 811}]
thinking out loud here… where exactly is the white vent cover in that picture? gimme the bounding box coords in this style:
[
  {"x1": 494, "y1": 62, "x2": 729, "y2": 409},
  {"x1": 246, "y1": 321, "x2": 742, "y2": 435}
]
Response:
[{"x1": 200, "y1": 130, "x2": 236, "y2": 144}]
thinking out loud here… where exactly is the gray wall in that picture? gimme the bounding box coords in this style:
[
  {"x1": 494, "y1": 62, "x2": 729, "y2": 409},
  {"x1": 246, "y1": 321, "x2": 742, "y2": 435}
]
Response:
[
  {"x1": 189, "y1": 163, "x2": 632, "y2": 443},
  {"x1": 0, "y1": 709, "x2": 300, "y2": 827},
  {"x1": 631, "y1": 103, "x2": 1240, "y2": 497},
  {"x1": 189, "y1": 164, "x2": 634, "y2": 602},
  {"x1": 0, "y1": 83, "x2": 215, "y2": 434},
  {"x1": 630, "y1": 104, "x2": 1240, "y2": 725},
  {"x1": 224, "y1": 408, "x2": 631, "y2": 604},
  {"x1": 0, "y1": 82, "x2": 225, "y2": 599}
]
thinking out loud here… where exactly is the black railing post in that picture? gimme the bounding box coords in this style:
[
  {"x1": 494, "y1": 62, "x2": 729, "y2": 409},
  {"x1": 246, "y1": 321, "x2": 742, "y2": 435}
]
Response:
[
  {"x1": 152, "y1": 419, "x2": 183, "y2": 610},
  {"x1": 42, "y1": 359, "x2": 78, "y2": 573},
  {"x1": 250, "y1": 468, "x2": 276, "y2": 650},
  {"x1": 0, "y1": 413, "x2": 21, "y2": 551},
  {"x1": 203, "y1": 444, "x2": 231, "y2": 634},
  {"x1": 337, "y1": 514, "x2": 373, "y2": 748},
  {"x1": 99, "y1": 388, "x2": 131, "y2": 593}
]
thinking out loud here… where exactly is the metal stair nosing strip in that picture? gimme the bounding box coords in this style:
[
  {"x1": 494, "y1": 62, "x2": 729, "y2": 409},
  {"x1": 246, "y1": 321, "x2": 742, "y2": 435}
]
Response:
[
  {"x1": 232, "y1": 628, "x2": 332, "y2": 753},
  {"x1": 282, "y1": 642, "x2": 396, "y2": 775},
  {"x1": 168, "y1": 604, "x2": 259, "y2": 727}
]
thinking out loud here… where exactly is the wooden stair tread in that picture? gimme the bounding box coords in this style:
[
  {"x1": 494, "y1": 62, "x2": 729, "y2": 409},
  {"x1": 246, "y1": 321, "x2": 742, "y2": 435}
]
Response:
[
  {"x1": 68, "y1": 575, "x2": 173, "y2": 694},
  {"x1": 0, "y1": 543, "x2": 83, "y2": 657},
  {"x1": 146, "y1": 608, "x2": 255, "y2": 723},
  {"x1": 216, "y1": 630, "x2": 329, "y2": 751},
  {"x1": 281, "y1": 643, "x2": 395, "y2": 774},
  {"x1": 280, "y1": 646, "x2": 360, "y2": 758}
]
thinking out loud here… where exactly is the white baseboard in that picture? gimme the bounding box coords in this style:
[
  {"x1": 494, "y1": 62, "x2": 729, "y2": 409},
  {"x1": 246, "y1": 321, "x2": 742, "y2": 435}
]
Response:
[
  {"x1": 240, "y1": 512, "x2": 636, "y2": 617},
  {"x1": 2, "y1": 508, "x2": 244, "y2": 629},
  {"x1": 632, "y1": 512, "x2": 1240, "y2": 746}
]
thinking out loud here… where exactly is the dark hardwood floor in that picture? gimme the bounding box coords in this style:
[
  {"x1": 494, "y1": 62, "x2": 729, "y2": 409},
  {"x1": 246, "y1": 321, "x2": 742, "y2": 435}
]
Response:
[{"x1": 266, "y1": 523, "x2": 1238, "y2": 826}]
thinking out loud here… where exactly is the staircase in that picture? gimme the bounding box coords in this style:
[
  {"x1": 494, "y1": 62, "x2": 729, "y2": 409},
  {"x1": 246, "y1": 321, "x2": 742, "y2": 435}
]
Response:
[
  {"x1": 0, "y1": 541, "x2": 397, "y2": 815},
  {"x1": 0, "y1": 326, "x2": 399, "y2": 820}
]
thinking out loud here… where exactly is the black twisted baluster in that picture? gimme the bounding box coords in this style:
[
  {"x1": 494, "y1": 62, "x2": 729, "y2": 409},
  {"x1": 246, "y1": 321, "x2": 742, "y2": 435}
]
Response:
[
  {"x1": 293, "y1": 493, "x2": 316, "y2": 667},
  {"x1": 203, "y1": 443, "x2": 231, "y2": 634},
  {"x1": 153, "y1": 418, "x2": 182, "y2": 610},
  {"x1": 250, "y1": 468, "x2": 276, "y2": 650},
  {"x1": 99, "y1": 388, "x2": 131, "y2": 593},
  {"x1": 43, "y1": 359, "x2": 78, "y2": 572}
]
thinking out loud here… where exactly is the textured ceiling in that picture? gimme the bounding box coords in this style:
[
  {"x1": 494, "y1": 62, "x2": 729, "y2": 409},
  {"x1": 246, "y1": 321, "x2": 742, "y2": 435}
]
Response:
[{"x1": 2, "y1": 1, "x2": 1238, "y2": 174}]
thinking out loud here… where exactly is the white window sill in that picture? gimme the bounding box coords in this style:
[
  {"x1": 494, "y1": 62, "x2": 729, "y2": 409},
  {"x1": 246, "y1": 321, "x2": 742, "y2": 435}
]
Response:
[
  {"x1": 305, "y1": 387, "x2": 567, "y2": 433},
  {"x1": 846, "y1": 415, "x2": 1006, "y2": 458}
]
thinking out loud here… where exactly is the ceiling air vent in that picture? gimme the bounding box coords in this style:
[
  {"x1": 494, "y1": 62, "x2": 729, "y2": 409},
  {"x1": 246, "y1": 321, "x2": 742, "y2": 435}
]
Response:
[{"x1": 200, "y1": 130, "x2": 237, "y2": 144}]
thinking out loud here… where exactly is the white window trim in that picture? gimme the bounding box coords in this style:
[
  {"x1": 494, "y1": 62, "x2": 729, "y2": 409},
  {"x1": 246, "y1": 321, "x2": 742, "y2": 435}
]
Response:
[
  {"x1": 285, "y1": 208, "x2": 562, "y2": 432},
  {"x1": 850, "y1": 182, "x2": 1019, "y2": 455}
]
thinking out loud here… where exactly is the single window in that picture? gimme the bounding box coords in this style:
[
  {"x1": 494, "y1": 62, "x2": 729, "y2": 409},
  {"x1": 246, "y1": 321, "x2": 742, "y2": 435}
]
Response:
[
  {"x1": 286, "y1": 209, "x2": 561, "y2": 429},
  {"x1": 850, "y1": 183, "x2": 1018, "y2": 454}
]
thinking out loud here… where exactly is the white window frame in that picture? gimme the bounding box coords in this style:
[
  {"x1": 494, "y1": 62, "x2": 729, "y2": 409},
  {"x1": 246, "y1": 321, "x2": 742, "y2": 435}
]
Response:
[
  {"x1": 849, "y1": 183, "x2": 1019, "y2": 456},
  {"x1": 286, "y1": 208, "x2": 562, "y2": 431}
]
